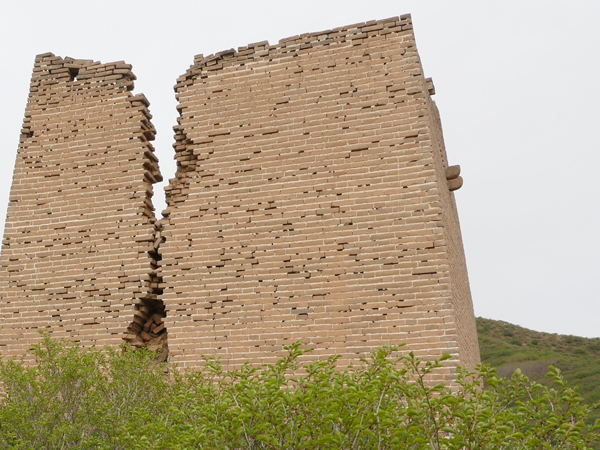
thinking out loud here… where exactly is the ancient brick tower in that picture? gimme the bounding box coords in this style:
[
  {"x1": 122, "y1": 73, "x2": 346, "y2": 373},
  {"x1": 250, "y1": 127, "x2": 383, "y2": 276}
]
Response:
[{"x1": 0, "y1": 15, "x2": 480, "y2": 378}]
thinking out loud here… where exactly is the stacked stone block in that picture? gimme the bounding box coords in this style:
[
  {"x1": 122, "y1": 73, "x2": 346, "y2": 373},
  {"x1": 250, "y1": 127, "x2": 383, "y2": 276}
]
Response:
[
  {"x1": 159, "y1": 14, "x2": 479, "y2": 379},
  {"x1": 0, "y1": 54, "x2": 165, "y2": 357}
]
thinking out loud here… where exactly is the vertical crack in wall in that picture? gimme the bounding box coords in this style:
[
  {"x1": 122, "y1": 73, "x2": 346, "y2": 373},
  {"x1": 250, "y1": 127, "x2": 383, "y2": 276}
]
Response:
[
  {"x1": 124, "y1": 224, "x2": 168, "y2": 362},
  {"x1": 119, "y1": 93, "x2": 169, "y2": 361},
  {"x1": 124, "y1": 224, "x2": 169, "y2": 362}
]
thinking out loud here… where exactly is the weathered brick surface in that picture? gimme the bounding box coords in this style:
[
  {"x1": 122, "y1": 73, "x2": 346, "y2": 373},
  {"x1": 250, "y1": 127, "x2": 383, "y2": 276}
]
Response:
[
  {"x1": 0, "y1": 54, "x2": 162, "y2": 357},
  {"x1": 159, "y1": 15, "x2": 480, "y2": 380},
  {"x1": 0, "y1": 16, "x2": 479, "y2": 381}
]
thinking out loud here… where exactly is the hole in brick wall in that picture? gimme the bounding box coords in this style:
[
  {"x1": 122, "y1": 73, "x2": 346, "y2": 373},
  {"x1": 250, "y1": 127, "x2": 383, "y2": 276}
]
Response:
[
  {"x1": 124, "y1": 298, "x2": 169, "y2": 362},
  {"x1": 68, "y1": 67, "x2": 79, "y2": 81},
  {"x1": 124, "y1": 233, "x2": 170, "y2": 361}
]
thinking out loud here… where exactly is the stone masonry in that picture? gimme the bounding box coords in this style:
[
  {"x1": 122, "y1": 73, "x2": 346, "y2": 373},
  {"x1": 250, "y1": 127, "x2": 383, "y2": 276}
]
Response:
[{"x1": 0, "y1": 15, "x2": 479, "y2": 381}]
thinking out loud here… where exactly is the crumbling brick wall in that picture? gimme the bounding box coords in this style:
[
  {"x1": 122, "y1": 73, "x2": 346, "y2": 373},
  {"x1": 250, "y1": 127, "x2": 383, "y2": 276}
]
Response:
[
  {"x1": 0, "y1": 15, "x2": 480, "y2": 379},
  {"x1": 159, "y1": 14, "x2": 480, "y2": 380},
  {"x1": 0, "y1": 54, "x2": 166, "y2": 358}
]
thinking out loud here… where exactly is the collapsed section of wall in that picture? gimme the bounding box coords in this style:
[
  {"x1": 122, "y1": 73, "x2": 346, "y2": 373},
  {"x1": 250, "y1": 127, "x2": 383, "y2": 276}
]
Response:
[
  {"x1": 160, "y1": 15, "x2": 479, "y2": 378},
  {"x1": 0, "y1": 54, "x2": 165, "y2": 358}
]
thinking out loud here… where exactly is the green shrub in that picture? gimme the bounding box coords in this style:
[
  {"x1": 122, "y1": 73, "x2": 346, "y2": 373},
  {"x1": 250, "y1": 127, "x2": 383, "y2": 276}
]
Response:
[{"x1": 0, "y1": 334, "x2": 598, "y2": 450}]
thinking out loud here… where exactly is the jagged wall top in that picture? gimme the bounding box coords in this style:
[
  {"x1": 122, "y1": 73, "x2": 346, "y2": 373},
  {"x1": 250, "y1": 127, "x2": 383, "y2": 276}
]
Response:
[{"x1": 176, "y1": 15, "x2": 411, "y2": 86}]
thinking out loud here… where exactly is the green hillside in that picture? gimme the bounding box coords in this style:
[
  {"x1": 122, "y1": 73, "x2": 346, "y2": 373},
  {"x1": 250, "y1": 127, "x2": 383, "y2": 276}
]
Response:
[{"x1": 477, "y1": 317, "x2": 600, "y2": 425}]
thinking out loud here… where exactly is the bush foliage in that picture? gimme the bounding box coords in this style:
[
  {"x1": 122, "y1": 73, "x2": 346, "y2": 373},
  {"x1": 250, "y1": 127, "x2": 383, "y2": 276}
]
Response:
[{"x1": 0, "y1": 335, "x2": 598, "y2": 449}]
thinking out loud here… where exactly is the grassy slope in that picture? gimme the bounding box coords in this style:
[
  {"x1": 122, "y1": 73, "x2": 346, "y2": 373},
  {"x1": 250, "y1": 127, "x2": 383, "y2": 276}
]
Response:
[{"x1": 477, "y1": 317, "x2": 600, "y2": 425}]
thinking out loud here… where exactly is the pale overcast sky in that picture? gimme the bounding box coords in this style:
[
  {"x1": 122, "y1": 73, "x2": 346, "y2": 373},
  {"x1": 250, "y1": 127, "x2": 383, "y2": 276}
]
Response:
[{"x1": 1, "y1": 1, "x2": 598, "y2": 338}]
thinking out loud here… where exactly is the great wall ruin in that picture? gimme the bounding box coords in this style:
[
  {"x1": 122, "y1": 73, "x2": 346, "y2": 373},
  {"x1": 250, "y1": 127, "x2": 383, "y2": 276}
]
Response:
[{"x1": 0, "y1": 14, "x2": 480, "y2": 382}]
